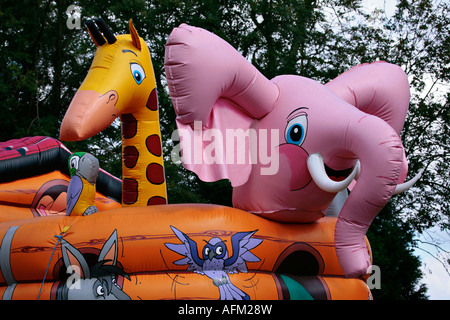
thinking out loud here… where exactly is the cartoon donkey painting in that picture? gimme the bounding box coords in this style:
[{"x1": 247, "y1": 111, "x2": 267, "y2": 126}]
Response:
[
  {"x1": 164, "y1": 24, "x2": 422, "y2": 277},
  {"x1": 56, "y1": 230, "x2": 131, "y2": 300}
]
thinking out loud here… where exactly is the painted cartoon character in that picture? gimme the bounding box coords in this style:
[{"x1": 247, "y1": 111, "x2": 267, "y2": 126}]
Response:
[
  {"x1": 164, "y1": 24, "x2": 423, "y2": 277},
  {"x1": 165, "y1": 226, "x2": 262, "y2": 300},
  {"x1": 66, "y1": 152, "x2": 99, "y2": 216},
  {"x1": 55, "y1": 230, "x2": 131, "y2": 300}
]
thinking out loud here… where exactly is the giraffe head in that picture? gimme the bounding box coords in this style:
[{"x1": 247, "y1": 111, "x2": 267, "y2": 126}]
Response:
[{"x1": 60, "y1": 18, "x2": 157, "y2": 141}]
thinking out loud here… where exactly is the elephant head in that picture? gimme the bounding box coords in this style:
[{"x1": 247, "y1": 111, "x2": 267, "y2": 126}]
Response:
[{"x1": 164, "y1": 24, "x2": 421, "y2": 277}]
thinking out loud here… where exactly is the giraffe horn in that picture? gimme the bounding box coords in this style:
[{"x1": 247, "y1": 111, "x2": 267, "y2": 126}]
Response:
[
  {"x1": 129, "y1": 19, "x2": 141, "y2": 51},
  {"x1": 85, "y1": 20, "x2": 106, "y2": 46},
  {"x1": 95, "y1": 18, "x2": 117, "y2": 44}
]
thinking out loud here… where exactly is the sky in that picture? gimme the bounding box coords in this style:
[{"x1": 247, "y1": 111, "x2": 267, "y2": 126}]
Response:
[
  {"x1": 415, "y1": 228, "x2": 450, "y2": 299},
  {"x1": 362, "y1": 0, "x2": 397, "y2": 16},
  {"x1": 361, "y1": 0, "x2": 450, "y2": 300}
]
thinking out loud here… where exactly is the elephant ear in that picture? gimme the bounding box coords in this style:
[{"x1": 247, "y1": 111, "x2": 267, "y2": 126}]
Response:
[
  {"x1": 175, "y1": 99, "x2": 255, "y2": 187},
  {"x1": 165, "y1": 24, "x2": 279, "y2": 186},
  {"x1": 326, "y1": 62, "x2": 411, "y2": 184}
]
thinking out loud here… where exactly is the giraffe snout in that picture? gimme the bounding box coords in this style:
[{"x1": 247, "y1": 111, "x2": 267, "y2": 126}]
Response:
[{"x1": 60, "y1": 90, "x2": 119, "y2": 141}]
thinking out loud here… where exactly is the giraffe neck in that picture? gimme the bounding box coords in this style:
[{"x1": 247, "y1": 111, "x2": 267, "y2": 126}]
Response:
[{"x1": 120, "y1": 88, "x2": 167, "y2": 207}]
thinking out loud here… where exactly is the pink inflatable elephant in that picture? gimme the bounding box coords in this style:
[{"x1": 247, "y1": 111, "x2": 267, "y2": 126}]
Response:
[{"x1": 164, "y1": 24, "x2": 421, "y2": 277}]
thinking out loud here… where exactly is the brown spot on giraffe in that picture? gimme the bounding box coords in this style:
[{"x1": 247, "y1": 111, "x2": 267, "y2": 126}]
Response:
[
  {"x1": 146, "y1": 163, "x2": 165, "y2": 185},
  {"x1": 123, "y1": 146, "x2": 139, "y2": 168},
  {"x1": 122, "y1": 178, "x2": 138, "y2": 205},
  {"x1": 121, "y1": 113, "x2": 137, "y2": 139},
  {"x1": 148, "y1": 196, "x2": 167, "y2": 205},
  {"x1": 146, "y1": 88, "x2": 158, "y2": 111},
  {"x1": 146, "y1": 134, "x2": 162, "y2": 157}
]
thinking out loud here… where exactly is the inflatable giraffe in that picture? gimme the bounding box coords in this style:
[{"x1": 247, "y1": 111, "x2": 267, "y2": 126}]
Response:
[{"x1": 60, "y1": 18, "x2": 167, "y2": 207}]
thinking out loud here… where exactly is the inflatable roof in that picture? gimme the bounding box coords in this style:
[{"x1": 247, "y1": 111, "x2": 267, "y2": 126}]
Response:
[
  {"x1": 0, "y1": 136, "x2": 121, "y2": 222},
  {"x1": 0, "y1": 136, "x2": 121, "y2": 203}
]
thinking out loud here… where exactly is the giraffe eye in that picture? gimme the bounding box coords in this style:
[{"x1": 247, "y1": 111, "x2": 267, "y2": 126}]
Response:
[{"x1": 130, "y1": 63, "x2": 146, "y2": 85}]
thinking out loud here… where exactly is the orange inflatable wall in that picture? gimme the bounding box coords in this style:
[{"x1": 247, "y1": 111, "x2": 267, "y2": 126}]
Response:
[{"x1": 0, "y1": 204, "x2": 372, "y2": 300}]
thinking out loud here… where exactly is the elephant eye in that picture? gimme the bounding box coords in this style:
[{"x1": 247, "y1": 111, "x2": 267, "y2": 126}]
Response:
[{"x1": 285, "y1": 114, "x2": 308, "y2": 146}]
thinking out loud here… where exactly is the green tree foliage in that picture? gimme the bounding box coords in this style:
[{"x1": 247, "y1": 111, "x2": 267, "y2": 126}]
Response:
[
  {"x1": 322, "y1": 0, "x2": 450, "y2": 234},
  {"x1": 367, "y1": 203, "x2": 428, "y2": 300},
  {"x1": 0, "y1": 0, "x2": 73, "y2": 139},
  {"x1": 1, "y1": 0, "x2": 447, "y2": 299}
]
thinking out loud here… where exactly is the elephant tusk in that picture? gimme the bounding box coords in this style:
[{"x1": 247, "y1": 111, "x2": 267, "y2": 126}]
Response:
[
  {"x1": 307, "y1": 153, "x2": 360, "y2": 193},
  {"x1": 355, "y1": 160, "x2": 361, "y2": 180},
  {"x1": 393, "y1": 168, "x2": 424, "y2": 195}
]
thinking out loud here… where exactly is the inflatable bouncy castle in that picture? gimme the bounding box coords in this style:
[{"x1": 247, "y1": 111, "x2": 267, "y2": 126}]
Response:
[{"x1": 0, "y1": 19, "x2": 421, "y2": 300}]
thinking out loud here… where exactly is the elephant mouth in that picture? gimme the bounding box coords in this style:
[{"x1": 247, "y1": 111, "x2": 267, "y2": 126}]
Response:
[
  {"x1": 324, "y1": 165, "x2": 354, "y2": 182},
  {"x1": 307, "y1": 153, "x2": 423, "y2": 195},
  {"x1": 306, "y1": 153, "x2": 360, "y2": 193},
  {"x1": 281, "y1": 145, "x2": 359, "y2": 193}
]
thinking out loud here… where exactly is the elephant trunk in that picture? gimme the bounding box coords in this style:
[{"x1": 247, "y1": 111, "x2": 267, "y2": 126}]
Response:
[
  {"x1": 164, "y1": 24, "x2": 279, "y2": 126},
  {"x1": 326, "y1": 62, "x2": 411, "y2": 184},
  {"x1": 335, "y1": 114, "x2": 404, "y2": 277}
]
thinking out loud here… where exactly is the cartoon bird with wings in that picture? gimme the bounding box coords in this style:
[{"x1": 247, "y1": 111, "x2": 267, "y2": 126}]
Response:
[{"x1": 165, "y1": 226, "x2": 262, "y2": 300}]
